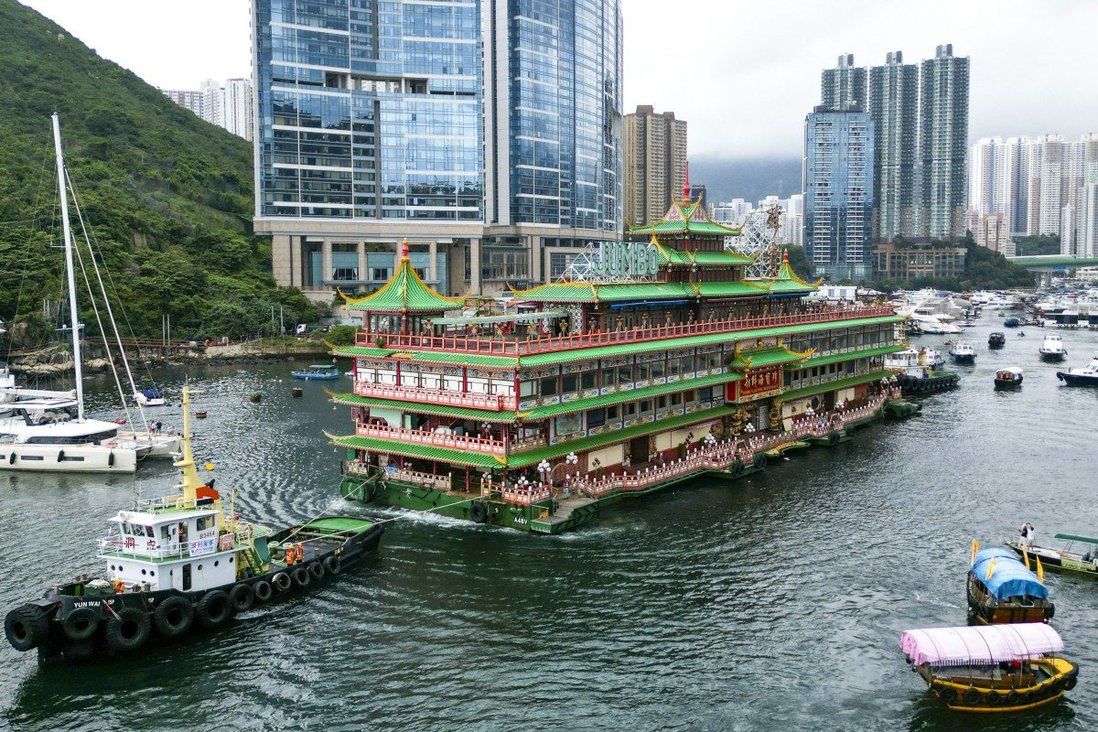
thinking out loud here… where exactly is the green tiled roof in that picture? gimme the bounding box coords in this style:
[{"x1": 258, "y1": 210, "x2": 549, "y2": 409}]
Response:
[
  {"x1": 654, "y1": 242, "x2": 753, "y2": 267},
  {"x1": 763, "y1": 253, "x2": 820, "y2": 295},
  {"x1": 628, "y1": 199, "x2": 742, "y2": 237},
  {"x1": 342, "y1": 255, "x2": 465, "y2": 312},
  {"x1": 728, "y1": 347, "x2": 809, "y2": 371},
  {"x1": 328, "y1": 392, "x2": 517, "y2": 423},
  {"x1": 327, "y1": 434, "x2": 505, "y2": 468},
  {"x1": 696, "y1": 281, "x2": 768, "y2": 298},
  {"x1": 508, "y1": 405, "x2": 736, "y2": 468},
  {"x1": 519, "y1": 371, "x2": 741, "y2": 420},
  {"x1": 778, "y1": 370, "x2": 894, "y2": 403},
  {"x1": 690, "y1": 250, "x2": 753, "y2": 265},
  {"x1": 795, "y1": 344, "x2": 906, "y2": 369}
]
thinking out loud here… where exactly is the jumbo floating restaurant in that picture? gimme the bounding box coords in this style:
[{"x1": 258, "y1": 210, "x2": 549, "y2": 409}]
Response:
[{"x1": 326, "y1": 197, "x2": 913, "y2": 534}]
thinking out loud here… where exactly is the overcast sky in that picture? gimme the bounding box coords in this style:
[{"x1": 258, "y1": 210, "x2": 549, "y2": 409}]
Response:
[{"x1": 22, "y1": 0, "x2": 1098, "y2": 158}]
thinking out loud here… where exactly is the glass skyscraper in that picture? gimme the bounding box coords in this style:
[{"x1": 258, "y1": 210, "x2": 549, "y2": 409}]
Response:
[{"x1": 252, "y1": 0, "x2": 623, "y2": 296}]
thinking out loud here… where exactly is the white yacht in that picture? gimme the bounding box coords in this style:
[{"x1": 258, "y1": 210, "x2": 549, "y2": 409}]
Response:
[
  {"x1": 1057, "y1": 355, "x2": 1098, "y2": 386},
  {"x1": 1039, "y1": 333, "x2": 1067, "y2": 362},
  {"x1": 948, "y1": 341, "x2": 977, "y2": 364},
  {"x1": 907, "y1": 312, "x2": 962, "y2": 335}
]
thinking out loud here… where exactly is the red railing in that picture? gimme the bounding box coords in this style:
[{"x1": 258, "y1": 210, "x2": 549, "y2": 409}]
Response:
[
  {"x1": 356, "y1": 422, "x2": 506, "y2": 455},
  {"x1": 353, "y1": 382, "x2": 515, "y2": 411},
  {"x1": 357, "y1": 304, "x2": 895, "y2": 356}
]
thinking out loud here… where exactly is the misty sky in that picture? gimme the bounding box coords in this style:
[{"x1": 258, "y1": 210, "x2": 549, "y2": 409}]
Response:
[{"x1": 22, "y1": 0, "x2": 1098, "y2": 158}]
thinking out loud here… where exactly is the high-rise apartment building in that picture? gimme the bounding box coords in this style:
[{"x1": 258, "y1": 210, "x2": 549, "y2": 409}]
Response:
[
  {"x1": 803, "y1": 108, "x2": 874, "y2": 279},
  {"x1": 918, "y1": 44, "x2": 969, "y2": 239},
  {"x1": 252, "y1": 0, "x2": 623, "y2": 297},
  {"x1": 821, "y1": 54, "x2": 866, "y2": 112},
  {"x1": 868, "y1": 51, "x2": 918, "y2": 240},
  {"x1": 711, "y1": 199, "x2": 752, "y2": 225},
  {"x1": 623, "y1": 106, "x2": 687, "y2": 228},
  {"x1": 162, "y1": 79, "x2": 255, "y2": 142}
]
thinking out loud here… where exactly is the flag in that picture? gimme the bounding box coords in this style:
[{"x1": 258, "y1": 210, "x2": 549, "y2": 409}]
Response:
[
  {"x1": 970, "y1": 539, "x2": 980, "y2": 567},
  {"x1": 1036, "y1": 556, "x2": 1045, "y2": 583},
  {"x1": 985, "y1": 557, "x2": 996, "y2": 580},
  {"x1": 1022, "y1": 546, "x2": 1031, "y2": 570}
]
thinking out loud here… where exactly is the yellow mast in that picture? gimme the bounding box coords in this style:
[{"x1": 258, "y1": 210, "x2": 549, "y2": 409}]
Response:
[{"x1": 174, "y1": 382, "x2": 205, "y2": 505}]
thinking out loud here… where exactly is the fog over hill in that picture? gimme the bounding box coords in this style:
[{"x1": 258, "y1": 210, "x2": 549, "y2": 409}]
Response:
[{"x1": 688, "y1": 156, "x2": 802, "y2": 205}]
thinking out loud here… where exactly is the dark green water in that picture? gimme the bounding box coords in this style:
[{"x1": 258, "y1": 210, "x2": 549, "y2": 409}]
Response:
[{"x1": 1, "y1": 316, "x2": 1096, "y2": 731}]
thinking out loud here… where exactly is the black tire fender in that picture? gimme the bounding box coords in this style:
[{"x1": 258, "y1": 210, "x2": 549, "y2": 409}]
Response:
[
  {"x1": 308, "y1": 562, "x2": 325, "y2": 581},
  {"x1": 152, "y1": 596, "x2": 194, "y2": 638},
  {"x1": 323, "y1": 555, "x2": 341, "y2": 575},
  {"x1": 937, "y1": 686, "x2": 957, "y2": 703},
  {"x1": 469, "y1": 500, "x2": 488, "y2": 524},
  {"x1": 195, "y1": 590, "x2": 233, "y2": 629},
  {"x1": 61, "y1": 606, "x2": 99, "y2": 642},
  {"x1": 5, "y1": 605, "x2": 48, "y2": 652},
  {"x1": 272, "y1": 572, "x2": 292, "y2": 592},
  {"x1": 729, "y1": 459, "x2": 744, "y2": 477},
  {"x1": 1065, "y1": 674, "x2": 1078, "y2": 691},
  {"x1": 230, "y1": 583, "x2": 255, "y2": 613},
  {"x1": 104, "y1": 607, "x2": 151, "y2": 653},
  {"x1": 253, "y1": 580, "x2": 273, "y2": 602},
  {"x1": 291, "y1": 566, "x2": 310, "y2": 589},
  {"x1": 963, "y1": 688, "x2": 982, "y2": 706}
]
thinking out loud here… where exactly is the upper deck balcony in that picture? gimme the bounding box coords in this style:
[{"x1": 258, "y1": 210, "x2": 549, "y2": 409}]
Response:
[{"x1": 358, "y1": 303, "x2": 895, "y2": 357}]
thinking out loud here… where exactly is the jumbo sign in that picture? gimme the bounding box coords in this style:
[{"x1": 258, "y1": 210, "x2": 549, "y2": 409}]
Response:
[{"x1": 594, "y1": 241, "x2": 659, "y2": 279}]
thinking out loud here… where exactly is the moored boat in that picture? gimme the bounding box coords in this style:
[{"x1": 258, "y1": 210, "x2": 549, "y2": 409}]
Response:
[
  {"x1": 134, "y1": 387, "x2": 166, "y2": 407},
  {"x1": 988, "y1": 332, "x2": 1006, "y2": 349},
  {"x1": 291, "y1": 364, "x2": 341, "y2": 381},
  {"x1": 884, "y1": 348, "x2": 959, "y2": 394},
  {"x1": 1004, "y1": 317, "x2": 1021, "y2": 328},
  {"x1": 1007, "y1": 533, "x2": 1098, "y2": 577},
  {"x1": 1038, "y1": 333, "x2": 1067, "y2": 362},
  {"x1": 948, "y1": 340, "x2": 977, "y2": 364},
  {"x1": 900, "y1": 624, "x2": 1079, "y2": 712},
  {"x1": 967, "y1": 546, "x2": 1053, "y2": 625},
  {"x1": 2, "y1": 386, "x2": 383, "y2": 664},
  {"x1": 993, "y1": 367, "x2": 1023, "y2": 389},
  {"x1": 1056, "y1": 355, "x2": 1098, "y2": 386}
]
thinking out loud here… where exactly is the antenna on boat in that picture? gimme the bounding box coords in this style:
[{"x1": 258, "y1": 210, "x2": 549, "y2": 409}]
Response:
[
  {"x1": 51, "y1": 113, "x2": 84, "y2": 422},
  {"x1": 174, "y1": 380, "x2": 203, "y2": 503}
]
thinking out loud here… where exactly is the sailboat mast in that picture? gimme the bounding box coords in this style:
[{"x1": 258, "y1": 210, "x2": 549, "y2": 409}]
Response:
[{"x1": 51, "y1": 113, "x2": 84, "y2": 422}]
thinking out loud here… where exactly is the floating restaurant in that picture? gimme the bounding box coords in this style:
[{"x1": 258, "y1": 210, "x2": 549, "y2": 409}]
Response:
[{"x1": 327, "y1": 196, "x2": 911, "y2": 533}]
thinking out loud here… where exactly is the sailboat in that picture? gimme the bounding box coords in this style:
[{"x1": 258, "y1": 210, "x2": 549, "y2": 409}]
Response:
[{"x1": 0, "y1": 115, "x2": 178, "y2": 472}]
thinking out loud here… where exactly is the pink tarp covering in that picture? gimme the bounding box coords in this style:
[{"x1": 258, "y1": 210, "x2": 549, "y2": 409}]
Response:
[{"x1": 900, "y1": 624, "x2": 1064, "y2": 667}]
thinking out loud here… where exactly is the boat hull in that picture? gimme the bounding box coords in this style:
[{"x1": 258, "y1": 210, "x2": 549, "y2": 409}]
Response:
[
  {"x1": 993, "y1": 377, "x2": 1022, "y2": 389},
  {"x1": 1039, "y1": 351, "x2": 1065, "y2": 362},
  {"x1": 918, "y1": 658, "x2": 1078, "y2": 713},
  {"x1": 1006, "y1": 540, "x2": 1098, "y2": 577},
  {"x1": 0, "y1": 444, "x2": 137, "y2": 473},
  {"x1": 950, "y1": 354, "x2": 976, "y2": 364},
  {"x1": 4, "y1": 518, "x2": 383, "y2": 664},
  {"x1": 1057, "y1": 372, "x2": 1098, "y2": 386}
]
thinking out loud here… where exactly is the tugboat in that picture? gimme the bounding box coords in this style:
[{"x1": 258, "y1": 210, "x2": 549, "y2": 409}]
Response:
[
  {"x1": 1057, "y1": 354, "x2": 1098, "y2": 386},
  {"x1": 988, "y1": 331, "x2": 1006, "y2": 349},
  {"x1": 3, "y1": 385, "x2": 383, "y2": 664},
  {"x1": 884, "y1": 348, "x2": 959, "y2": 395},
  {"x1": 967, "y1": 545, "x2": 1053, "y2": 625},
  {"x1": 1038, "y1": 333, "x2": 1067, "y2": 362},
  {"x1": 948, "y1": 340, "x2": 977, "y2": 364},
  {"x1": 900, "y1": 624, "x2": 1079, "y2": 712},
  {"x1": 993, "y1": 367, "x2": 1023, "y2": 389}
]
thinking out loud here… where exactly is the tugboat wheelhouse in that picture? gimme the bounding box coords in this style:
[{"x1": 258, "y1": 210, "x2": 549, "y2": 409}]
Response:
[{"x1": 329, "y1": 197, "x2": 911, "y2": 533}]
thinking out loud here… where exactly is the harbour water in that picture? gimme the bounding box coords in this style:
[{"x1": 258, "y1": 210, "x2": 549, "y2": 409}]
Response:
[{"x1": 1, "y1": 316, "x2": 1097, "y2": 730}]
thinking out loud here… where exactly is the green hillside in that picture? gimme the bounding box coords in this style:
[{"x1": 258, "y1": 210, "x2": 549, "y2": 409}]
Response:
[{"x1": 0, "y1": 0, "x2": 321, "y2": 342}]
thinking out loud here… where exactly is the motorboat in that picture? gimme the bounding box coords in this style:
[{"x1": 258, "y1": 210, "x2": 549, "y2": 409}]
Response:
[
  {"x1": 1004, "y1": 317, "x2": 1021, "y2": 328},
  {"x1": 1038, "y1": 333, "x2": 1067, "y2": 362},
  {"x1": 1007, "y1": 533, "x2": 1098, "y2": 578},
  {"x1": 900, "y1": 624, "x2": 1078, "y2": 712},
  {"x1": 967, "y1": 546, "x2": 1053, "y2": 625},
  {"x1": 993, "y1": 367, "x2": 1023, "y2": 389},
  {"x1": 909, "y1": 313, "x2": 962, "y2": 334},
  {"x1": 134, "y1": 387, "x2": 166, "y2": 407},
  {"x1": 948, "y1": 341, "x2": 976, "y2": 364},
  {"x1": 291, "y1": 364, "x2": 341, "y2": 381},
  {"x1": 1056, "y1": 355, "x2": 1098, "y2": 386},
  {"x1": 987, "y1": 332, "x2": 1006, "y2": 349}
]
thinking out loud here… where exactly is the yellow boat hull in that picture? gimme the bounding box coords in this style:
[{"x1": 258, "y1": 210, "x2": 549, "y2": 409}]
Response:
[{"x1": 921, "y1": 657, "x2": 1079, "y2": 713}]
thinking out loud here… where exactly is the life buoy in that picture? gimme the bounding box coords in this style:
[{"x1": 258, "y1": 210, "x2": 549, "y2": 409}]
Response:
[
  {"x1": 61, "y1": 607, "x2": 99, "y2": 642},
  {"x1": 963, "y1": 688, "x2": 982, "y2": 706},
  {"x1": 272, "y1": 572, "x2": 292, "y2": 592},
  {"x1": 195, "y1": 590, "x2": 233, "y2": 628},
  {"x1": 4, "y1": 605, "x2": 47, "y2": 652},
  {"x1": 469, "y1": 501, "x2": 488, "y2": 524},
  {"x1": 323, "y1": 555, "x2": 341, "y2": 575},
  {"x1": 291, "y1": 566, "x2": 310, "y2": 588},
  {"x1": 729, "y1": 459, "x2": 744, "y2": 477},
  {"x1": 104, "y1": 607, "x2": 151, "y2": 653},
  {"x1": 253, "y1": 580, "x2": 273, "y2": 602},
  {"x1": 308, "y1": 562, "x2": 325, "y2": 581},
  {"x1": 230, "y1": 583, "x2": 255, "y2": 613},
  {"x1": 152, "y1": 596, "x2": 193, "y2": 638}
]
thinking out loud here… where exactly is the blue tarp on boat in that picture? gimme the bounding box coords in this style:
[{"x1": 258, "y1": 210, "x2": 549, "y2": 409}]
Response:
[{"x1": 970, "y1": 547, "x2": 1048, "y2": 600}]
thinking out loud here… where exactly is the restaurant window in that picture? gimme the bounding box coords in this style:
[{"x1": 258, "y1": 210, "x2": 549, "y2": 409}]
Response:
[
  {"x1": 616, "y1": 365, "x2": 632, "y2": 386},
  {"x1": 581, "y1": 370, "x2": 597, "y2": 390},
  {"x1": 520, "y1": 380, "x2": 536, "y2": 398},
  {"x1": 561, "y1": 374, "x2": 578, "y2": 394},
  {"x1": 587, "y1": 408, "x2": 606, "y2": 430},
  {"x1": 539, "y1": 376, "x2": 558, "y2": 397}
]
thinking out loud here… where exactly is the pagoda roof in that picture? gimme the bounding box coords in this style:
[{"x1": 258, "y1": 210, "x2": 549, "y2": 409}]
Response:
[
  {"x1": 726, "y1": 344, "x2": 813, "y2": 371},
  {"x1": 652, "y1": 239, "x2": 754, "y2": 267},
  {"x1": 764, "y1": 251, "x2": 821, "y2": 295},
  {"x1": 629, "y1": 198, "x2": 741, "y2": 238},
  {"x1": 341, "y1": 246, "x2": 465, "y2": 313}
]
